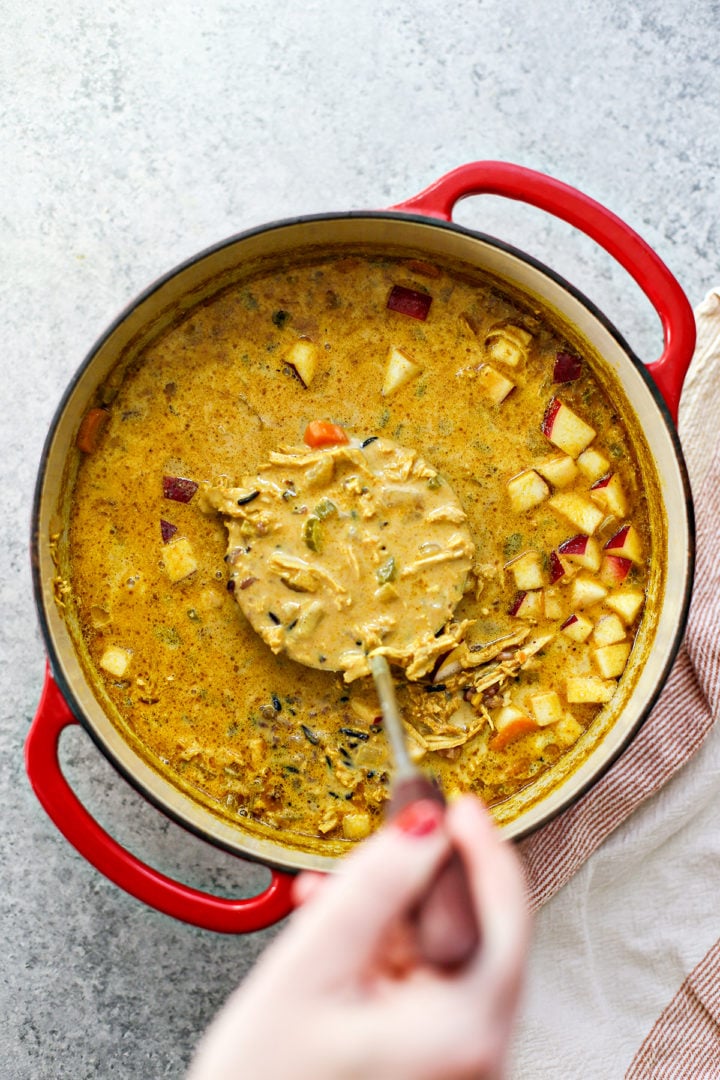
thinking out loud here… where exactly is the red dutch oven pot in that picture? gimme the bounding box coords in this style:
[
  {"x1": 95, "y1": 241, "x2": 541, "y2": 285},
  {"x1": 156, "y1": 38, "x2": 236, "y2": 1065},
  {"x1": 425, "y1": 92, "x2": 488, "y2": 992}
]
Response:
[{"x1": 26, "y1": 162, "x2": 696, "y2": 933}]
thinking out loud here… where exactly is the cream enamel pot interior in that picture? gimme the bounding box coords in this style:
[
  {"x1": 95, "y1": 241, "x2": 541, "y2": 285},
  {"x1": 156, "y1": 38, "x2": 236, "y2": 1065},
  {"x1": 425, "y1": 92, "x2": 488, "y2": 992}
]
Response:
[{"x1": 27, "y1": 162, "x2": 696, "y2": 933}]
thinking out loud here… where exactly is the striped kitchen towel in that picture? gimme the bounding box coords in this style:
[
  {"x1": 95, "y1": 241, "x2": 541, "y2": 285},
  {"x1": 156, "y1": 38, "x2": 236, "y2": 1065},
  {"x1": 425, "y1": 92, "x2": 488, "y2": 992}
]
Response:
[{"x1": 518, "y1": 288, "x2": 720, "y2": 1077}]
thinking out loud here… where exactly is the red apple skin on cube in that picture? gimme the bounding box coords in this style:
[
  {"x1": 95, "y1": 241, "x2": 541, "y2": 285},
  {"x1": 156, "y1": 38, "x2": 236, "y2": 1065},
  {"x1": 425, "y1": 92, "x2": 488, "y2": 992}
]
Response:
[
  {"x1": 160, "y1": 519, "x2": 177, "y2": 543},
  {"x1": 560, "y1": 612, "x2": 594, "y2": 642},
  {"x1": 549, "y1": 551, "x2": 566, "y2": 583},
  {"x1": 509, "y1": 590, "x2": 543, "y2": 619},
  {"x1": 163, "y1": 475, "x2": 199, "y2": 503},
  {"x1": 604, "y1": 524, "x2": 643, "y2": 564},
  {"x1": 509, "y1": 592, "x2": 526, "y2": 617},
  {"x1": 553, "y1": 352, "x2": 583, "y2": 383},
  {"x1": 590, "y1": 473, "x2": 627, "y2": 517},
  {"x1": 600, "y1": 554, "x2": 632, "y2": 586},
  {"x1": 387, "y1": 284, "x2": 432, "y2": 320},
  {"x1": 557, "y1": 534, "x2": 602, "y2": 572},
  {"x1": 541, "y1": 397, "x2": 596, "y2": 458}
]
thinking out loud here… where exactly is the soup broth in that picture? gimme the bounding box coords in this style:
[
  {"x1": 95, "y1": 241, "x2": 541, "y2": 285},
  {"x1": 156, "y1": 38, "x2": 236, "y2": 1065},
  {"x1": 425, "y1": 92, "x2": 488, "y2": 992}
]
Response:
[{"x1": 66, "y1": 252, "x2": 653, "y2": 849}]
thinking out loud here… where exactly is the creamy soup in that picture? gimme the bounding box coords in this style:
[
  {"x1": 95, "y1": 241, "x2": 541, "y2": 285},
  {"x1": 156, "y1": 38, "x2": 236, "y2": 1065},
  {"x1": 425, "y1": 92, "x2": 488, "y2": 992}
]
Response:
[{"x1": 65, "y1": 252, "x2": 652, "y2": 850}]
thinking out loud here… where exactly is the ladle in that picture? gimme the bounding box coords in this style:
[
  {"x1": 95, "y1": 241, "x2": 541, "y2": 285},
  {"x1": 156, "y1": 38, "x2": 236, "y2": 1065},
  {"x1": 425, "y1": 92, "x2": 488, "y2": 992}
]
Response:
[{"x1": 369, "y1": 653, "x2": 479, "y2": 968}]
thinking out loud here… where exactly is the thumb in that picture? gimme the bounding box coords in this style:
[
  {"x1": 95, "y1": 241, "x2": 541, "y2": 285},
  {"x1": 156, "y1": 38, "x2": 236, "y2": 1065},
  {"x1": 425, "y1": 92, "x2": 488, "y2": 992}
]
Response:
[{"x1": 274, "y1": 800, "x2": 452, "y2": 986}]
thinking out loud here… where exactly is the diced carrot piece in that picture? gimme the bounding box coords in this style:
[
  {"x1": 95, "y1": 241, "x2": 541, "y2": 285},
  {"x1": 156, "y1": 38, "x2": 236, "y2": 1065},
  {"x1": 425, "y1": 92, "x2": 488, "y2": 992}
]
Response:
[
  {"x1": 76, "y1": 407, "x2": 109, "y2": 453},
  {"x1": 489, "y1": 716, "x2": 539, "y2": 751},
  {"x1": 303, "y1": 421, "x2": 350, "y2": 448}
]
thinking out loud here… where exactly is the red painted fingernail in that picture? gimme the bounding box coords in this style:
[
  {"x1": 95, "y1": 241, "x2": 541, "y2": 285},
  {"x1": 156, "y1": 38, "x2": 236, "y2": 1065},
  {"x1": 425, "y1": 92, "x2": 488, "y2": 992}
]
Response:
[{"x1": 394, "y1": 799, "x2": 443, "y2": 837}]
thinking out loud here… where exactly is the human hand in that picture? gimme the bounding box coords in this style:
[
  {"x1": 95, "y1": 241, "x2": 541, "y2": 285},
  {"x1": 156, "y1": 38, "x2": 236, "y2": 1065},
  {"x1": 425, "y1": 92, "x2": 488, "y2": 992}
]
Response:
[{"x1": 187, "y1": 795, "x2": 530, "y2": 1080}]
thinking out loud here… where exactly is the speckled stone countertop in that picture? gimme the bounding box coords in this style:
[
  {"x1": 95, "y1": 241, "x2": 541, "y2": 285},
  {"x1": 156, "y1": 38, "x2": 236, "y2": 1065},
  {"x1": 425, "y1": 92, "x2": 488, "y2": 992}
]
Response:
[{"x1": 3, "y1": 1, "x2": 719, "y2": 1076}]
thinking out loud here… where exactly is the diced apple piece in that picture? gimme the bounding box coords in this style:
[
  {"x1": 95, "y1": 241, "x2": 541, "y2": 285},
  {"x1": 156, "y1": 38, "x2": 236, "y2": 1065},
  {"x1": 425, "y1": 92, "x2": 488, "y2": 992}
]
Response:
[
  {"x1": 485, "y1": 325, "x2": 533, "y2": 368},
  {"x1": 529, "y1": 690, "x2": 564, "y2": 727},
  {"x1": 570, "y1": 575, "x2": 608, "y2": 609},
  {"x1": 604, "y1": 524, "x2": 643, "y2": 564},
  {"x1": 285, "y1": 338, "x2": 319, "y2": 387},
  {"x1": 600, "y1": 554, "x2": 632, "y2": 586},
  {"x1": 543, "y1": 586, "x2": 565, "y2": 619},
  {"x1": 536, "y1": 455, "x2": 579, "y2": 488},
  {"x1": 590, "y1": 473, "x2": 628, "y2": 517},
  {"x1": 553, "y1": 351, "x2": 583, "y2": 383},
  {"x1": 605, "y1": 589, "x2": 645, "y2": 625},
  {"x1": 566, "y1": 675, "x2": 617, "y2": 704},
  {"x1": 593, "y1": 614, "x2": 626, "y2": 646},
  {"x1": 382, "y1": 346, "x2": 422, "y2": 397},
  {"x1": 489, "y1": 705, "x2": 539, "y2": 751},
  {"x1": 387, "y1": 285, "x2": 432, "y2": 320},
  {"x1": 486, "y1": 339, "x2": 524, "y2": 368},
  {"x1": 162, "y1": 536, "x2": 198, "y2": 583},
  {"x1": 350, "y1": 698, "x2": 382, "y2": 724},
  {"x1": 560, "y1": 613, "x2": 594, "y2": 642},
  {"x1": 507, "y1": 469, "x2": 550, "y2": 513},
  {"x1": 542, "y1": 398, "x2": 596, "y2": 457},
  {"x1": 577, "y1": 447, "x2": 611, "y2": 482},
  {"x1": 433, "y1": 644, "x2": 465, "y2": 683},
  {"x1": 99, "y1": 645, "x2": 132, "y2": 678},
  {"x1": 593, "y1": 642, "x2": 632, "y2": 679},
  {"x1": 549, "y1": 550, "x2": 567, "y2": 583},
  {"x1": 549, "y1": 492, "x2": 604, "y2": 535},
  {"x1": 554, "y1": 713, "x2": 584, "y2": 744},
  {"x1": 558, "y1": 555, "x2": 580, "y2": 579},
  {"x1": 342, "y1": 812, "x2": 372, "y2": 840},
  {"x1": 557, "y1": 534, "x2": 602, "y2": 572},
  {"x1": 509, "y1": 590, "x2": 543, "y2": 620},
  {"x1": 476, "y1": 364, "x2": 516, "y2": 404},
  {"x1": 507, "y1": 550, "x2": 545, "y2": 590}
]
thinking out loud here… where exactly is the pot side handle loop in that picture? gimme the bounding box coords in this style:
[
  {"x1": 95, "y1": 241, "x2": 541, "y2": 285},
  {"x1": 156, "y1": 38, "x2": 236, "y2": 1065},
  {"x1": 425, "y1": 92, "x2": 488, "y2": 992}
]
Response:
[
  {"x1": 25, "y1": 666, "x2": 295, "y2": 933},
  {"x1": 392, "y1": 161, "x2": 696, "y2": 422}
]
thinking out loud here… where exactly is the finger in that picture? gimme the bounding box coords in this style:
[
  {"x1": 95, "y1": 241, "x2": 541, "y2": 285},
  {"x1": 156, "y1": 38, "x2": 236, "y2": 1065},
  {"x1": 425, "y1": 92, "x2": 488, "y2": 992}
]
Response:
[
  {"x1": 446, "y1": 796, "x2": 531, "y2": 986},
  {"x1": 375, "y1": 918, "x2": 420, "y2": 978},
  {"x1": 278, "y1": 800, "x2": 452, "y2": 987},
  {"x1": 291, "y1": 870, "x2": 327, "y2": 908},
  {"x1": 354, "y1": 801, "x2": 529, "y2": 1076}
]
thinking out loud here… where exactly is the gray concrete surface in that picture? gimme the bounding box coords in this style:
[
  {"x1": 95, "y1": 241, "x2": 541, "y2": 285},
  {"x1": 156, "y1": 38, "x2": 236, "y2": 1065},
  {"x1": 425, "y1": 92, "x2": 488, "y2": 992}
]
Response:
[{"x1": 2, "y1": 1, "x2": 719, "y2": 1076}]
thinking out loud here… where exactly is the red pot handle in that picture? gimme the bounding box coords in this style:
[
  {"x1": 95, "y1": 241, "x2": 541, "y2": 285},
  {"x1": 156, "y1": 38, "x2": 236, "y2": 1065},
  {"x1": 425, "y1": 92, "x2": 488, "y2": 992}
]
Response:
[
  {"x1": 25, "y1": 666, "x2": 295, "y2": 933},
  {"x1": 392, "y1": 162, "x2": 696, "y2": 422}
]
